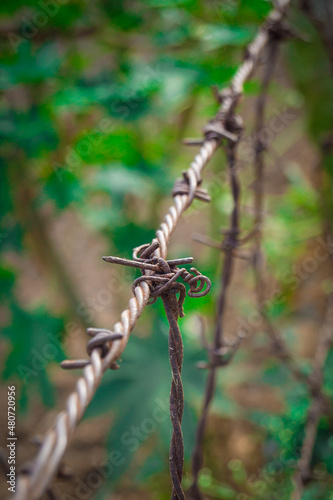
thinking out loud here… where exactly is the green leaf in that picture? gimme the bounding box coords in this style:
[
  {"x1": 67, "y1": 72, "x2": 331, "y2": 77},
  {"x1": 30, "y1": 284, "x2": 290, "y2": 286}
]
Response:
[{"x1": 42, "y1": 170, "x2": 85, "y2": 209}]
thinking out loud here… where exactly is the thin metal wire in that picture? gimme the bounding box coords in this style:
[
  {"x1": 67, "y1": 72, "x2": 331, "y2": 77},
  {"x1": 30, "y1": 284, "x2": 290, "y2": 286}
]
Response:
[
  {"x1": 190, "y1": 131, "x2": 242, "y2": 500},
  {"x1": 189, "y1": 3, "x2": 292, "y2": 497},
  {"x1": 13, "y1": 2, "x2": 291, "y2": 499}
]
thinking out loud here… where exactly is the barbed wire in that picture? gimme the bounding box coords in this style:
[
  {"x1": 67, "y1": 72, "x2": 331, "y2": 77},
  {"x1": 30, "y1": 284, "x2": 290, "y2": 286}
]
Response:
[
  {"x1": 12, "y1": 2, "x2": 294, "y2": 499},
  {"x1": 189, "y1": 7, "x2": 333, "y2": 496},
  {"x1": 189, "y1": 3, "x2": 294, "y2": 498},
  {"x1": 190, "y1": 120, "x2": 244, "y2": 500},
  {"x1": 96, "y1": 247, "x2": 211, "y2": 499}
]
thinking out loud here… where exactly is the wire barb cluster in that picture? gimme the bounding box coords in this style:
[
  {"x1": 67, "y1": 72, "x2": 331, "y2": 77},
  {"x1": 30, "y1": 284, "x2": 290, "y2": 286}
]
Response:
[{"x1": 101, "y1": 241, "x2": 211, "y2": 499}]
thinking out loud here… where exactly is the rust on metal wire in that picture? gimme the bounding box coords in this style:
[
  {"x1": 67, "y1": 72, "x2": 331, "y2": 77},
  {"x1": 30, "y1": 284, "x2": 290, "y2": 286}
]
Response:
[
  {"x1": 190, "y1": 3, "x2": 294, "y2": 497},
  {"x1": 61, "y1": 238, "x2": 211, "y2": 498},
  {"x1": 12, "y1": 2, "x2": 293, "y2": 499},
  {"x1": 101, "y1": 242, "x2": 211, "y2": 498}
]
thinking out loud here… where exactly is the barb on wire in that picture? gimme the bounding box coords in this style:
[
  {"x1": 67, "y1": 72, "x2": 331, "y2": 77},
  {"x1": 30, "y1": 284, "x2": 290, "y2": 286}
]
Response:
[
  {"x1": 106, "y1": 242, "x2": 210, "y2": 498},
  {"x1": 12, "y1": 3, "x2": 293, "y2": 499},
  {"x1": 292, "y1": 294, "x2": 333, "y2": 499},
  {"x1": 61, "y1": 329, "x2": 123, "y2": 371},
  {"x1": 61, "y1": 240, "x2": 211, "y2": 500}
]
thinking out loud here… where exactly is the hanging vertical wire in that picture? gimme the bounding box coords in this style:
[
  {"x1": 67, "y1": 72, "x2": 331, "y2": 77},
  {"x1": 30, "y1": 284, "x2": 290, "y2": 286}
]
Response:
[
  {"x1": 162, "y1": 293, "x2": 186, "y2": 500},
  {"x1": 190, "y1": 136, "x2": 241, "y2": 500}
]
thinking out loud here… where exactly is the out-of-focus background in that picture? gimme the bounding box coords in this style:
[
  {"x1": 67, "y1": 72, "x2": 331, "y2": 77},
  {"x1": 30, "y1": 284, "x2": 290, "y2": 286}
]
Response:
[{"x1": 1, "y1": 0, "x2": 333, "y2": 499}]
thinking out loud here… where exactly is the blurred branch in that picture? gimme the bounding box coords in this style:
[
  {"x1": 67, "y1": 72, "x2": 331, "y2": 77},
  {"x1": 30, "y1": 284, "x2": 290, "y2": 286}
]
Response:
[
  {"x1": 251, "y1": 40, "x2": 309, "y2": 378},
  {"x1": 292, "y1": 294, "x2": 333, "y2": 499},
  {"x1": 291, "y1": 132, "x2": 333, "y2": 498}
]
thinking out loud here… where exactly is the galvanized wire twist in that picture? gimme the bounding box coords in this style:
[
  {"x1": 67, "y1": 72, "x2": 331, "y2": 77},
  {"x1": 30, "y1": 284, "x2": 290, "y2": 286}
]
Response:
[{"x1": 13, "y1": 1, "x2": 290, "y2": 497}]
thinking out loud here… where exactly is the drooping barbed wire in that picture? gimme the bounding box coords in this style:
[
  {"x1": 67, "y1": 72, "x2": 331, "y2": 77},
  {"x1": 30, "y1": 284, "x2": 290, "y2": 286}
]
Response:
[{"x1": 12, "y1": 2, "x2": 293, "y2": 499}]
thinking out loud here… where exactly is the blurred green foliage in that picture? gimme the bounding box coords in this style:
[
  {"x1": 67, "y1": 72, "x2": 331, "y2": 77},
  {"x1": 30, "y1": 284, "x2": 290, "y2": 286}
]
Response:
[{"x1": 1, "y1": 0, "x2": 333, "y2": 498}]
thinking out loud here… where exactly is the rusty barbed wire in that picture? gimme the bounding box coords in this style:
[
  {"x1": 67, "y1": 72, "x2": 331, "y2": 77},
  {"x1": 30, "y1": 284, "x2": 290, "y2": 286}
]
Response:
[
  {"x1": 64, "y1": 244, "x2": 211, "y2": 499},
  {"x1": 12, "y1": 2, "x2": 293, "y2": 499},
  {"x1": 162, "y1": 292, "x2": 186, "y2": 500},
  {"x1": 189, "y1": 3, "x2": 293, "y2": 498},
  {"x1": 190, "y1": 120, "x2": 244, "y2": 500},
  {"x1": 100, "y1": 244, "x2": 211, "y2": 498}
]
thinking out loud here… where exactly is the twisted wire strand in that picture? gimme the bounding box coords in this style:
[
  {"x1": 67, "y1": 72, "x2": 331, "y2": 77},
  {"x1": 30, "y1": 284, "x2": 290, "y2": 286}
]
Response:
[
  {"x1": 162, "y1": 293, "x2": 186, "y2": 500},
  {"x1": 13, "y1": 2, "x2": 290, "y2": 497}
]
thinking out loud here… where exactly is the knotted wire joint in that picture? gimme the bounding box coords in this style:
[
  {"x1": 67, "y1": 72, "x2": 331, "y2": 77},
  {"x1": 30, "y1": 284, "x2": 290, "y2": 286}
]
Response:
[
  {"x1": 132, "y1": 256, "x2": 211, "y2": 316},
  {"x1": 61, "y1": 328, "x2": 123, "y2": 371},
  {"x1": 172, "y1": 171, "x2": 211, "y2": 203},
  {"x1": 204, "y1": 100, "x2": 244, "y2": 145},
  {"x1": 105, "y1": 241, "x2": 212, "y2": 316}
]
